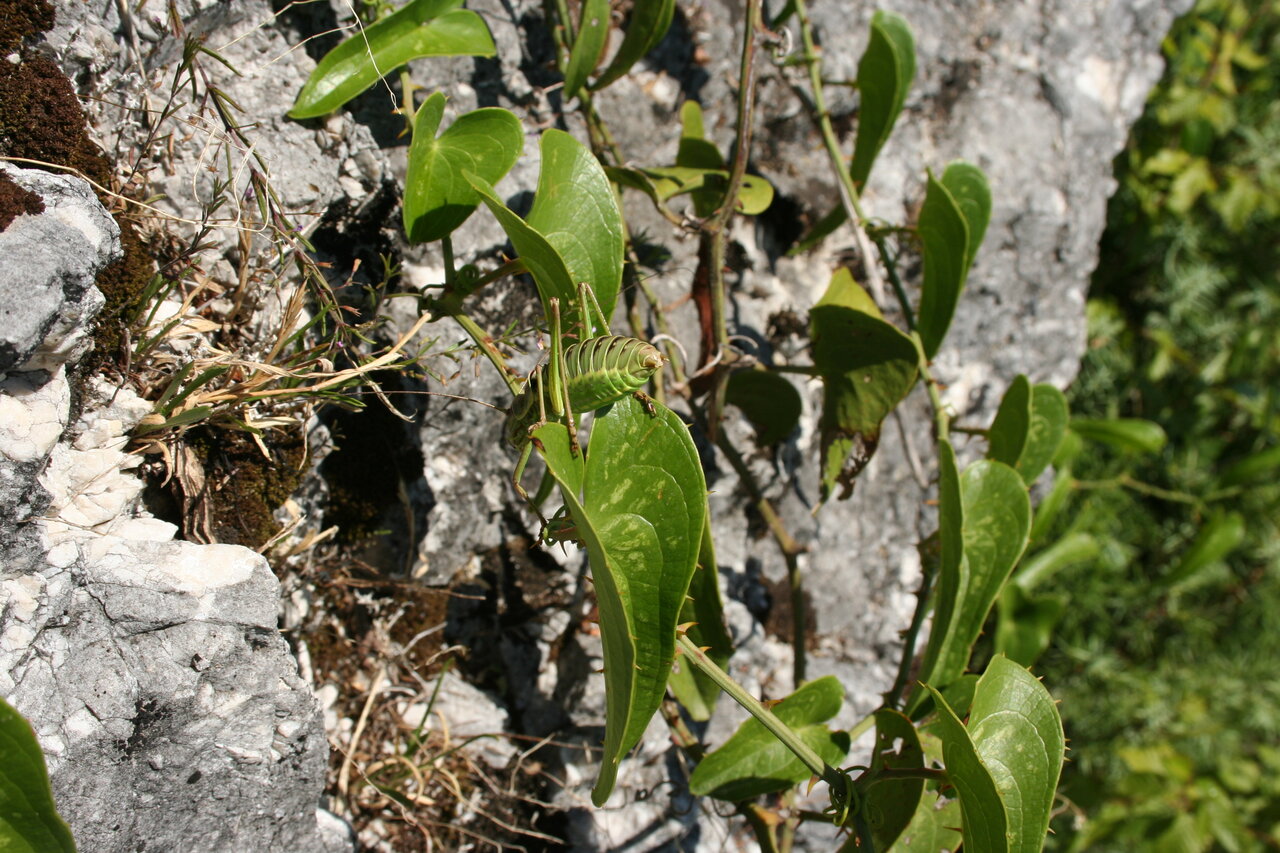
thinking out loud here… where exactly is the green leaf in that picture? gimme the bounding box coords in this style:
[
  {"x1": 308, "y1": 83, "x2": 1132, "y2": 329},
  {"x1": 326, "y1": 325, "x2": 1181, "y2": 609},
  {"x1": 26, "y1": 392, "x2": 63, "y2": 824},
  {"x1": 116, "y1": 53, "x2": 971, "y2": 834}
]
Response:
[
  {"x1": 667, "y1": 524, "x2": 733, "y2": 721},
  {"x1": 810, "y1": 268, "x2": 919, "y2": 504},
  {"x1": 688, "y1": 676, "x2": 850, "y2": 802},
  {"x1": 916, "y1": 172, "x2": 971, "y2": 358},
  {"x1": 923, "y1": 683, "x2": 1008, "y2": 853},
  {"x1": 469, "y1": 130, "x2": 624, "y2": 334},
  {"x1": 860, "y1": 710, "x2": 925, "y2": 850},
  {"x1": 676, "y1": 101, "x2": 728, "y2": 218},
  {"x1": 1070, "y1": 417, "x2": 1168, "y2": 454},
  {"x1": 534, "y1": 395, "x2": 707, "y2": 805},
  {"x1": 403, "y1": 93, "x2": 523, "y2": 243},
  {"x1": 526, "y1": 130, "x2": 624, "y2": 332},
  {"x1": 0, "y1": 696, "x2": 77, "y2": 853},
  {"x1": 1018, "y1": 385, "x2": 1069, "y2": 484},
  {"x1": 592, "y1": 0, "x2": 676, "y2": 90},
  {"x1": 1161, "y1": 512, "x2": 1246, "y2": 588},
  {"x1": 988, "y1": 380, "x2": 1069, "y2": 486},
  {"x1": 987, "y1": 376, "x2": 1031, "y2": 469},
  {"x1": 1218, "y1": 445, "x2": 1280, "y2": 486},
  {"x1": 725, "y1": 370, "x2": 802, "y2": 446},
  {"x1": 968, "y1": 657, "x2": 1065, "y2": 853},
  {"x1": 623, "y1": 166, "x2": 774, "y2": 215},
  {"x1": 790, "y1": 12, "x2": 915, "y2": 254},
  {"x1": 1013, "y1": 531, "x2": 1098, "y2": 592},
  {"x1": 910, "y1": 449, "x2": 1031, "y2": 712},
  {"x1": 892, "y1": 791, "x2": 963, "y2": 853},
  {"x1": 994, "y1": 584, "x2": 1065, "y2": 666},
  {"x1": 940, "y1": 161, "x2": 992, "y2": 273},
  {"x1": 850, "y1": 11, "x2": 916, "y2": 189},
  {"x1": 289, "y1": 0, "x2": 495, "y2": 119},
  {"x1": 562, "y1": 0, "x2": 610, "y2": 98}
]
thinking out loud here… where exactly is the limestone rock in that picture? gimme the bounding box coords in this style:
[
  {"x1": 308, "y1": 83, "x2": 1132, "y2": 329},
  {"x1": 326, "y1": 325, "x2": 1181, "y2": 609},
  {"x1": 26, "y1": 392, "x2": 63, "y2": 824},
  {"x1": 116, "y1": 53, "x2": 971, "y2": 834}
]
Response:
[{"x1": 0, "y1": 164, "x2": 114, "y2": 374}]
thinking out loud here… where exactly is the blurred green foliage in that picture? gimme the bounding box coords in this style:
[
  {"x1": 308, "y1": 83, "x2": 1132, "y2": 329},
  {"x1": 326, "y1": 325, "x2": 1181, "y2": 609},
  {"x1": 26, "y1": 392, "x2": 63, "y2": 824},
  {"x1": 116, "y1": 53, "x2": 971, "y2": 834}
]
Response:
[{"x1": 1030, "y1": 0, "x2": 1280, "y2": 849}]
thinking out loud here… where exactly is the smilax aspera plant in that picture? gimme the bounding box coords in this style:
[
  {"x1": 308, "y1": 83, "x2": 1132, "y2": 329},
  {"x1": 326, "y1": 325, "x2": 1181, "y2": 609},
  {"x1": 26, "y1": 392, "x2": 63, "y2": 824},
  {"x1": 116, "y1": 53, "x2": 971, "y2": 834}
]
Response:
[{"x1": 284, "y1": 1, "x2": 1071, "y2": 849}]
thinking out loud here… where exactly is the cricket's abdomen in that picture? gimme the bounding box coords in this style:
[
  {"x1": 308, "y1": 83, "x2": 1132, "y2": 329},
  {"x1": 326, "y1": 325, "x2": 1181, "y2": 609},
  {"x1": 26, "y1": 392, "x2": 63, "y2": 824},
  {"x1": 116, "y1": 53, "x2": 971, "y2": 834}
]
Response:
[{"x1": 563, "y1": 336, "x2": 664, "y2": 411}]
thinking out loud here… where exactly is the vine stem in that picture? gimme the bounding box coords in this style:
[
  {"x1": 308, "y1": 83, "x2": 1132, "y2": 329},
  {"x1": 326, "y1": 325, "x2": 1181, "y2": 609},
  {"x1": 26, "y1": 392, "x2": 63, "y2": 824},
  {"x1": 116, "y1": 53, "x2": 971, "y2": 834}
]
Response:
[
  {"x1": 676, "y1": 634, "x2": 838, "y2": 786},
  {"x1": 790, "y1": 0, "x2": 889, "y2": 305}
]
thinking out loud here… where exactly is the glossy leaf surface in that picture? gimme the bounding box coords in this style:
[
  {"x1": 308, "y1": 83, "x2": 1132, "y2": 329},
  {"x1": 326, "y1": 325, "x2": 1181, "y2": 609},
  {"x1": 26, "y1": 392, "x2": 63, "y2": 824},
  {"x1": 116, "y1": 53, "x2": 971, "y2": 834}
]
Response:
[
  {"x1": 893, "y1": 791, "x2": 963, "y2": 853},
  {"x1": 791, "y1": 12, "x2": 915, "y2": 252},
  {"x1": 940, "y1": 161, "x2": 992, "y2": 272},
  {"x1": 535, "y1": 395, "x2": 707, "y2": 805},
  {"x1": 592, "y1": 0, "x2": 676, "y2": 89},
  {"x1": 969, "y1": 657, "x2": 1065, "y2": 853},
  {"x1": 289, "y1": 0, "x2": 495, "y2": 119},
  {"x1": 810, "y1": 268, "x2": 918, "y2": 504},
  {"x1": 987, "y1": 375, "x2": 1031, "y2": 469},
  {"x1": 850, "y1": 11, "x2": 916, "y2": 189},
  {"x1": 470, "y1": 130, "x2": 623, "y2": 333},
  {"x1": 725, "y1": 370, "x2": 801, "y2": 446},
  {"x1": 989, "y1": 380, "x2": 1069, "y2": 485},
  {"x1": 925, "y1": 684, "x2": 1008, "y2": 852},
  {"x1": 562, "y1": 0, "x2": 609, "y2": 98},
  {"x1": 404, "y1": 93, "x2": 523, "y2": 243},
  {"x1": 0, "y1": 696, "x2": 76, "y2": 852},
  {"x1": 916, "y1": 173, "x2": 971, "y2": 358},
  {"x1": 689, "y1": 676, "x2": 850, "y2": 801},
  {"x1": 911, "y1": 447, "x2": 1031, "y2": 711}
]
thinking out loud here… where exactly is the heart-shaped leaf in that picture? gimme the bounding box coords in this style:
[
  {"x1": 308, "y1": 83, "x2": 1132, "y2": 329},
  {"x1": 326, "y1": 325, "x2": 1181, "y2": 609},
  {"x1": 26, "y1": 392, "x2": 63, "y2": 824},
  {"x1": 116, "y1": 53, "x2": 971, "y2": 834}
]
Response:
[
  {"x1": 289, "y1": 0, "x2": 495, "y2": 119},
  {"x1": 689, "y1": 676, "x2": 850, "y2": 801},
  {"x1": 535, "y1": 395, "x2": 707, "y2": 805},
  {"x1": 725, "y1": 370, "x2": 802, "y2": 446},
  {"x1": 469, "y1": 129, "x2": 623, "y2": 334},
  {"x1": 404, "y1": 93, "x2": 523, "y2": 243},
  {"x1": 810, "y1": 268, "x2": 918, "y2": 504},
  {"x1": 0, "y1": 696, "x2": 76, "y2": 853}
]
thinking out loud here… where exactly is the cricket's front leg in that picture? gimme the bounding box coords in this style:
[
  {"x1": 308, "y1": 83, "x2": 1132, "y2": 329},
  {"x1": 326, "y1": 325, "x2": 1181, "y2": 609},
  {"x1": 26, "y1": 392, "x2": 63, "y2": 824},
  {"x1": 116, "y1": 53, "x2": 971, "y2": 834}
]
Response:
[
  {"x1": 511, "y1": 440, "x2": 549, "y2": 528},
  {"x1": 633, "y1": 391, "x2": 658, "y2": 417}
]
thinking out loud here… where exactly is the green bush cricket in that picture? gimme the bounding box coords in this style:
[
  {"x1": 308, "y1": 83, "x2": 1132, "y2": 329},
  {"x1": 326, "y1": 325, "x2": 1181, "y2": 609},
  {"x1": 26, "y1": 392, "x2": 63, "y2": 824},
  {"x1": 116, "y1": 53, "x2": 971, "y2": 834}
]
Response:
[{"x1": 505, "y1": 283, "x2": 665, "y2": 529}]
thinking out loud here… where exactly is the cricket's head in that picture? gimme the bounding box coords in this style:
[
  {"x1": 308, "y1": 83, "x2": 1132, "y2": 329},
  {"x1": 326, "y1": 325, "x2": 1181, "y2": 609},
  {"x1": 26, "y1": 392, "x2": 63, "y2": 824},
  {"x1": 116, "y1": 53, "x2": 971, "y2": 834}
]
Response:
[{"x1": 505, "y1": 388, "x2": 539, "y2": 448}]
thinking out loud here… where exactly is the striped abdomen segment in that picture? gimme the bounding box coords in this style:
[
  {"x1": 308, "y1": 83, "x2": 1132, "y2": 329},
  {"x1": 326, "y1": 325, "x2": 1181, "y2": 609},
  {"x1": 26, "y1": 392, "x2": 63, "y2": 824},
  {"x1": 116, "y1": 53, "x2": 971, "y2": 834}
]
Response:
[{"x1": 563, "y1": 336, "x2": 664, "y2": 412}]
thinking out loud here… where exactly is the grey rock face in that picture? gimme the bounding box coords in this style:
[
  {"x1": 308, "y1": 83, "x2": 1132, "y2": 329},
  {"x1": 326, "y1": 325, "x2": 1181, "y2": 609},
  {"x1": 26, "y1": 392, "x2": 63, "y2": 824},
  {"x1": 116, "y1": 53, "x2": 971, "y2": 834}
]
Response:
[
  {"x1": 0, "y1": 135, "x2": 339, "y2": 853},
  {"x1": 0, "y1": 164, "x2": 114, "y2": 374},
  {"x1": 16, "y1": 0, "x2": 1190, "y2": 850}
]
